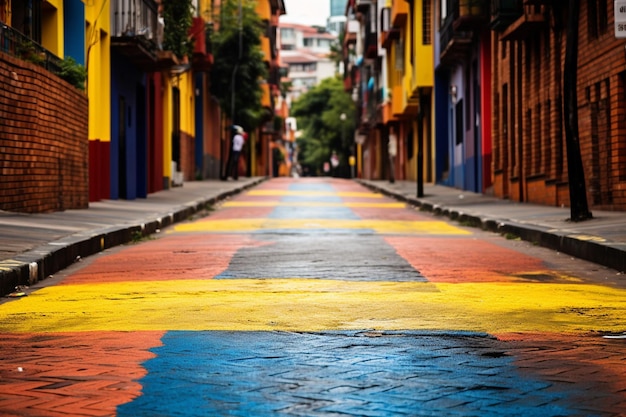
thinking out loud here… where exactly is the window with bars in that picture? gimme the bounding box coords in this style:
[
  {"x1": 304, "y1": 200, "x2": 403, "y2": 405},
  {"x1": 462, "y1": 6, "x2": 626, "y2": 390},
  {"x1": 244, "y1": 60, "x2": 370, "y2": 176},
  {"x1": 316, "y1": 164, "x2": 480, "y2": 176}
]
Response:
[{"x1": 423, "y1": 0, "x2": 431, "y2": 45}]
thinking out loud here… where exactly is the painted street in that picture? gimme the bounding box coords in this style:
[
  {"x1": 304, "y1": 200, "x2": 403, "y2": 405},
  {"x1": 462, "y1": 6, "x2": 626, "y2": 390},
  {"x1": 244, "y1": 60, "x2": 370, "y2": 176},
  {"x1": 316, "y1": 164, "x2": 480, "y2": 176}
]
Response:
[{"x1": 0, "y1": 178, "x2": 625, "y2": 416}]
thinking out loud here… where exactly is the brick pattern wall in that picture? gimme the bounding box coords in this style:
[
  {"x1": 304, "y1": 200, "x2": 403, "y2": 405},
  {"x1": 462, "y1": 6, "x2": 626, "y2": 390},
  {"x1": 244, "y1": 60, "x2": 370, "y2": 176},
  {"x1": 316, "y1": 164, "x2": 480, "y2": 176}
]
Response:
[
  {"x1": 0, "y1": 52, "x2": 89, "y2": 213},
  {"x1": 492, "y1": 2, "x2": 626, "y2": 211}
]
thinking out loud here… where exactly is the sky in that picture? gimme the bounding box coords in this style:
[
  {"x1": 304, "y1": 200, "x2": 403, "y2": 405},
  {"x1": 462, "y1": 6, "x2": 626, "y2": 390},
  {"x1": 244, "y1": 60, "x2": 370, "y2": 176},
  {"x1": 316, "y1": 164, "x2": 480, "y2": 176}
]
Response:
[{"x1": 281, "y1": 0, "x2": 331, "y2": 27}]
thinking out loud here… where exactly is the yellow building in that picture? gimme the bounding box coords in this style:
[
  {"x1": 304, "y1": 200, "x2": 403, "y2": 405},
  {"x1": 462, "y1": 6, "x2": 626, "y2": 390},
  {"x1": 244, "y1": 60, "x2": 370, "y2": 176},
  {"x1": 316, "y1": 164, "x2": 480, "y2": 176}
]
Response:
[{"x1": 383, "y1": 0, "x2": 433, "y2": 183}]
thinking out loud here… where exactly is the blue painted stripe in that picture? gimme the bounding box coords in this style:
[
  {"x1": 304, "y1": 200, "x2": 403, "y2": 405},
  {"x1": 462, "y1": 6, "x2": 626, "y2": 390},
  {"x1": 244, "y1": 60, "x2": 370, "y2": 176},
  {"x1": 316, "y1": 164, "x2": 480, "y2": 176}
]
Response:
[
  {"x1": 117, "y1": 331, "x2": 576, "y2": 417},
  {"x1": 287, "y1": 183, "x2": 336, "y2": 192},
  {"x1": 268, "y1": 206, "x2": 359, "y2": 219},
  {"x1": 268, "y1": 184, "x2": 358, "y2": 220}
]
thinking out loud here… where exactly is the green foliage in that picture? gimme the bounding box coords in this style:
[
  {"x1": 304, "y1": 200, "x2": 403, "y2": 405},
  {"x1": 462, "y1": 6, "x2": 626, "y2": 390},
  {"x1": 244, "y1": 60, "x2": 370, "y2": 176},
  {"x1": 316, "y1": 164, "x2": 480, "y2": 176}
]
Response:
[
  {"x1": 210, "y1": 0, "x2": 267, "y2": 130},
  {"x1": 328, "y1": 32, "x2": 345, "y2": 74},
  {"x1": 163, "y1": 0, "x2": 195, "y2": 59},
  {"x1": 292, "y1": 77, "x2": 356, "y2": 176},
  {"x1": 58, "y1": 57, "x2": 86, "y2": 91}
]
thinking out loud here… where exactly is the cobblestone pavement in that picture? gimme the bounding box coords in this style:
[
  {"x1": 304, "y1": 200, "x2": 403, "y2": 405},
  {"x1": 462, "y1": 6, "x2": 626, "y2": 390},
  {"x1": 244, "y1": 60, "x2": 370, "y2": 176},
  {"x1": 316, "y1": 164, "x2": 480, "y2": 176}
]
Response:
[{"x1": 0, "y1": 178, "x2": 625, "y2": 416}]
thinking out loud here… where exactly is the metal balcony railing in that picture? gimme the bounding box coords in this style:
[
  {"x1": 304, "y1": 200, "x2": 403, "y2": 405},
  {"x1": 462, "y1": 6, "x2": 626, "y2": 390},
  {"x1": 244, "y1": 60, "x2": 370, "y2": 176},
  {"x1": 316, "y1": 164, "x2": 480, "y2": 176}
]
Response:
[
  {"x1": 490, "y1": 0, "x2": 523, "y2": 30},
  {"x1": 439, "y1": 11, "x2": 472, "y2": 67},
  {"x1": 439, "y1": 13, "x2": 455, "y2": 54},
  {"x1": 0, "y1": 22, "x2": 62, "y2": 73},
  {"x1": 111, "y1": 0, "x2": 161, "y2": 47},
  {"x1": 451, "y1": 0, "x2": 490, "y2": 31}
]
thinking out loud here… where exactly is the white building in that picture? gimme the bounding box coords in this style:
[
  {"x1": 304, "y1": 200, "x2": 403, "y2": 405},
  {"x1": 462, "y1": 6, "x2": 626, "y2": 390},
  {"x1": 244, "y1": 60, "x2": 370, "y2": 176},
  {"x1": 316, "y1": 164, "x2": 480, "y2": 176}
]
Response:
[{"x1": 279, "y1": 22, "x2": 338, "y2": 102}]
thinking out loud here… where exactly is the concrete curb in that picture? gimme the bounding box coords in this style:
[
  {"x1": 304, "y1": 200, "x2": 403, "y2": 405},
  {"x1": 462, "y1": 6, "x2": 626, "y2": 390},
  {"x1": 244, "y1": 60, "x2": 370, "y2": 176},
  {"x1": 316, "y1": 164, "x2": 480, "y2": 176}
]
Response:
[
  {"x1": 357, "y1": 180, "x2": 625, "y2": 273},
  {"x1": 0, "y1": 178, "x2": 266, "y2": 296}
]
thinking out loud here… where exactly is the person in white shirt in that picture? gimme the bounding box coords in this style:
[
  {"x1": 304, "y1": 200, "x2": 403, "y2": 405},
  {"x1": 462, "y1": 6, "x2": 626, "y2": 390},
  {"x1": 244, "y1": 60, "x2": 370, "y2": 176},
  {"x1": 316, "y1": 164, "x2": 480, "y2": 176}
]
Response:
[{"x1": 224, "y1": 129, "x2": 245, "y2": 180}]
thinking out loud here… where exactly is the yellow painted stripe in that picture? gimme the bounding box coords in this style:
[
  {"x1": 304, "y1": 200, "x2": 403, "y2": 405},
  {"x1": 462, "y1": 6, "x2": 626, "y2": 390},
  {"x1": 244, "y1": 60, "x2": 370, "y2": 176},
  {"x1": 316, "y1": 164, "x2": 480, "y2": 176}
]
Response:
[
  {"x1": 172, "y1": 219, "x2": 471, "y2": 235},
  {"x1": 0, "y1": 279, "x2": 624, "y2": 334},
  {"x1": 246, "y1": 190, "x2": 384, "y2": 198},
  {"x1": 0, "y1": 260, "x2": 24, "y2": 266},
  {"x1": 222, "y1": 201, "x2": 406, "y2": 208}
]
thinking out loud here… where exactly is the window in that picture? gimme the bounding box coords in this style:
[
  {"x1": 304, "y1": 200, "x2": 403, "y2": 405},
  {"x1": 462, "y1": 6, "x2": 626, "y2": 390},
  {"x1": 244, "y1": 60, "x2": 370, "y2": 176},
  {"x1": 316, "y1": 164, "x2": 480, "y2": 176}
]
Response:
[
  {"x1": 281, "y1": 28, "x2": 295, "y2": 40},
  {"x1": 423, "y1": 0, "x2": 431, "y2": 45},
  {"x1": 395, "y1": 39, "x2": 404, "y2": 71},
  {"x1": 588, "y1": 0, "x2": 608, "y2": 39}
]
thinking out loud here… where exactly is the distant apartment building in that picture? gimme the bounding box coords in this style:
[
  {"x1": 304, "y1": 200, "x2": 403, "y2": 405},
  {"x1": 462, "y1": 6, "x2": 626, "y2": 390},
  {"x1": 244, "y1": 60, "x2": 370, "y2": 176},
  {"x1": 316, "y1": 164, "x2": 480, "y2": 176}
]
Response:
[
  {"x1": 327, "y1": 0, "x2": 348, "y2": 35},
  {"x1": 330, "y1": 0, "x2": 348, "y2": 16},
  {"x1": 279, "y1": 22, "x2": 337, "y2": 101}
]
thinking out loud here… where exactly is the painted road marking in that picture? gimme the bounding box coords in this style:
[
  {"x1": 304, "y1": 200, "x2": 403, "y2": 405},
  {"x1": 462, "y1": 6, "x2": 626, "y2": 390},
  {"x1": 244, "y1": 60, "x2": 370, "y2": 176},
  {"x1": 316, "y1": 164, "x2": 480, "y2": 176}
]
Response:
[
  {"x1": 172, "y1": 219, "x2": 471, "y2": 235},
  {"x1": 246, "y1": 190, "x2": 384, "y2": 198},
  {"x1": 0, "y1": 260, "x2": 25, "y2": 272},
  {"x1": 0, "y1": 279, "x2": 624, "y2": 334},
  {"x1": 222, "y1": 201, "x2": 406, "y2": 208},
  {"x1": 116, "y1": 331, "x2": 576, "y2": 417}
]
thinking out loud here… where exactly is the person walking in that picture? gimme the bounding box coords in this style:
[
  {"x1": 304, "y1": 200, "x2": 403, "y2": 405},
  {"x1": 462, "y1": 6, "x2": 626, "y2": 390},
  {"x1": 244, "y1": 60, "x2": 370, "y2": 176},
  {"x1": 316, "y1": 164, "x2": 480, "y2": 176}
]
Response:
[{"x1": 224, "y1": 128, "x2": 245, "y2": 180}]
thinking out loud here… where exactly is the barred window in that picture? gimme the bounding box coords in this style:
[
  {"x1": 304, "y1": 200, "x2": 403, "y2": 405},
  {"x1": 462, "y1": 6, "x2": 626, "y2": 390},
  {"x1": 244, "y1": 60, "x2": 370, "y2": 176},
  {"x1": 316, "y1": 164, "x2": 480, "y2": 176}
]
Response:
[{"x1": 422, "y1": 0, "x2": 431, "y2": 45}]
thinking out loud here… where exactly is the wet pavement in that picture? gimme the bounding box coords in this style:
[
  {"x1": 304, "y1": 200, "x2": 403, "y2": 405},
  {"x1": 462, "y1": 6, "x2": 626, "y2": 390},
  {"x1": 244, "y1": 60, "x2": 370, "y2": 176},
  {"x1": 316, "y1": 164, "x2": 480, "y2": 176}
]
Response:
[
  {"x1": 357, "y1": 180, "x2": 626, "y2": 273},
  {"x1": 0, "y1": 177, "x2": 625, "y2": 416}
]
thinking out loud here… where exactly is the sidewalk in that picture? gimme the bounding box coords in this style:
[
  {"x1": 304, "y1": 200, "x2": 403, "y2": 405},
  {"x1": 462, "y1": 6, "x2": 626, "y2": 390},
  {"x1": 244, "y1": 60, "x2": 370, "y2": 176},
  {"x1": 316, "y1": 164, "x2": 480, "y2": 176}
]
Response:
[
  {"x1": 357, "y1": 180, "x2": 626, "y2": 274},
  {"x1": 0, "y1": 177, "x2": 265, "y2": 296}
]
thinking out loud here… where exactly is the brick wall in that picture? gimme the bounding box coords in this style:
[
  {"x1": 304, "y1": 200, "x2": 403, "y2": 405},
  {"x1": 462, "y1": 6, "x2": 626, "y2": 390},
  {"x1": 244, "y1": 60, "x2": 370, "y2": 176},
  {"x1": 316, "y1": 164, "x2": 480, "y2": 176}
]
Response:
[
  {"x1": 492, "y1": 2, "x2": 626, "y2": 211},
  {"x1": 0, "y1": 52, "x2": 89, "y2": 213}
]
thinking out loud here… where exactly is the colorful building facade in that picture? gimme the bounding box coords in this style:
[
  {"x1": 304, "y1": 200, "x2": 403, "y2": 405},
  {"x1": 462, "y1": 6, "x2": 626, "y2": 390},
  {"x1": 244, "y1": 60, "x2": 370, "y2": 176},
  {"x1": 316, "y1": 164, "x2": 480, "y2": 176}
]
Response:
[
  {"x1": 434, "y1": 0, "x2": 491, "y2": 193},
  {"x1": 346, "y1": 0, "x2": 626, "y2": 211},
  {"x1": 0, "y1": 0, "x2": 89, "y2": 213},
  {"x1": 1, "y1": 0, "x2": 285, "y2": 213}
]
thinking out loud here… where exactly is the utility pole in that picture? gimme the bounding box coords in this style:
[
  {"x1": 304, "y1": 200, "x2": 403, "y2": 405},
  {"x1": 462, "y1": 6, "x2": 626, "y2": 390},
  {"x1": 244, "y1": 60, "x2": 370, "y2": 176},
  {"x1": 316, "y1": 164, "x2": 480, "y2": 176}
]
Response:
[
  {"x1": 416, "y1": 92, "x2": 426, "y2": 198},
  {"x1": 563, "y1": 0, "x2": 592, "y2": 221}
]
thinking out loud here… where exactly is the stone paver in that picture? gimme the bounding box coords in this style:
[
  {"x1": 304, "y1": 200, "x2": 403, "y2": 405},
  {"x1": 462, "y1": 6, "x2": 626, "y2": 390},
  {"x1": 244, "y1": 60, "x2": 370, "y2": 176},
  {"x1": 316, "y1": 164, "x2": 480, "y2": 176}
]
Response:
[{"x1": 0, "y1": 178, "x2": 624, "y2": 416}]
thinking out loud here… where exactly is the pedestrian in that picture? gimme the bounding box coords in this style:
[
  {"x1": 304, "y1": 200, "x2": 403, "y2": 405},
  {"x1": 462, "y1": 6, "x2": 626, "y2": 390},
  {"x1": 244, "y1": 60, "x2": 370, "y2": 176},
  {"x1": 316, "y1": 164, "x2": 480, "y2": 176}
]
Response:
[{"x1": 224, "y1": 128, "x2": 245, "y2": 180}]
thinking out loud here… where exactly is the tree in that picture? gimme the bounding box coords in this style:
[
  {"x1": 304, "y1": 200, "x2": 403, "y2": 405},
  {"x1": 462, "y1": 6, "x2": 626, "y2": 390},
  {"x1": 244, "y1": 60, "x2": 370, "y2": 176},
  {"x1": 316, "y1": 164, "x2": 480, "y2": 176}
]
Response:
[
  {"x1": 328, "y1": 32, "x2": 344, "y2": 74},
  {"x1": 163, "y1": 0, "x2": 194, "y2": 59},
  {"x1": 210, "y1": 0, "x2": 267, "y2": 131},
  {"x1": 292, "y1": 77, "x2": 356, "y2": 176},
  {"x1": 563, "y1": 0, "x2": 592, "y2": 221}
]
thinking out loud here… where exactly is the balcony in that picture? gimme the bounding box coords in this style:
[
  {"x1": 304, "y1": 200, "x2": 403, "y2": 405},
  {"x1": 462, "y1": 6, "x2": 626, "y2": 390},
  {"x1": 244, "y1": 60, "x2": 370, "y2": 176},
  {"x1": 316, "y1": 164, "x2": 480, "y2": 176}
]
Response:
[
  {"x1": 453, "y1": 0, "x2": 490, "y2": 31},
  {"x1": 110, "y1": 0, "x2": 161, "y2": 70},
  {"x1": 391, "y1": 0, "x2": 409, "y2": 27},
  {"x1": 270, "y1": 0, "x2": 287, "y2": 15},
  {"x1": 439, "y1": 13, "x2": 472, "y2": 68},
  {"x1": 363, "y1": 17, "x2": 378, "y2": 59},
  {"x1": 391, "y1": 84, "x2": 404, "y2": 118},
  {"x1": 382, "y1": 27, "x2": 400, "y2": 49},
  {"x1": 0, "y1": 23, "x2": 62, "y2": 74},
  {"x1": 500, "y1": 3, "x2": 547, "y2": 40},
  {"x1": 344, "y1": 19, "x2": 359, "y2": 47},
  {"x1": 490, "y1": 0, "x2": 523, "y2": 31}
]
